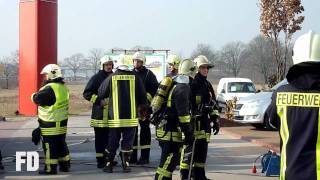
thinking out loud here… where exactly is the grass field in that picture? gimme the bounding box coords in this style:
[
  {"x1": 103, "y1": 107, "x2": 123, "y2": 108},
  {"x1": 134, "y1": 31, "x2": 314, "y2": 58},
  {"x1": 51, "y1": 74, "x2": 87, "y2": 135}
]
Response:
[{"x1": 0, "y1": 84, "x2": 91, "y2": 117}]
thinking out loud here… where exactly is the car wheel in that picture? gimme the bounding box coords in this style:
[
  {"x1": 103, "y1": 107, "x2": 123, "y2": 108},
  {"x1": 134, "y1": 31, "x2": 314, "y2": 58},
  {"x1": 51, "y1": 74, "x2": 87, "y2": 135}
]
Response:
[{"x1": 251, "y1": 123, "x2": 264, "y2": 129}]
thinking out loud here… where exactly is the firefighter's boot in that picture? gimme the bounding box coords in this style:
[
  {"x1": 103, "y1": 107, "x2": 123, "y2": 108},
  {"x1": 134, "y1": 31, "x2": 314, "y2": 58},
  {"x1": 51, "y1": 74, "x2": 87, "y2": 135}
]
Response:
[
  {"x1": 121, "y1": 152, "x2": 131, "y2": 173},
  {"x1": 103, "y1": 159, "x2": 113, "y2": 173},
  {"x1": 59, "y1": 160, "x2": 70, "y2": 172},
  {"x1": 39, "y1": 164, "x2": 58, "y2": 175}
]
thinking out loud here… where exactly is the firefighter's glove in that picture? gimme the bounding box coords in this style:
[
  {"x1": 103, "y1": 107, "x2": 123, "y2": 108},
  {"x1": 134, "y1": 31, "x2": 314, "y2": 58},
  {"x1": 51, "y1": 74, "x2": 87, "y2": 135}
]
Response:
[
  {"x1": 212, "y1": 121, "x2": 220, "y2": 135},
  {"x1": 100, "y1": 99, "x2": 106, "y2": 106},
  {"x1": 138, "y1": 104, "x2": 151, "y2": 121},
  {"x1": 32, "y1": 127, "x2": 41, "y2": 145}
]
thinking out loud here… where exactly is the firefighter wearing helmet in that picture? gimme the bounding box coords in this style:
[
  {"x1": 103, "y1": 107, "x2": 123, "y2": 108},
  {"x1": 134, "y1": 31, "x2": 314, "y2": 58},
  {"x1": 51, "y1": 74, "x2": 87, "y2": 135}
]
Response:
[
  {"x1": 83, "y1": 55, "x2": 114, "y2": 168},
  {"x1": 167, "y1": 54, "x2": 181, "y2": 77},
  {"x1": 180, "y1": 55, "x2": 220, "y2": 180},
  {"x1": 131, "y1": 52, "x2": 158, "y2": 165},
  {"x1": 268, "y1": 31, "x2": 320, "y2": 180},
  {"x1": 97, "y1": 54, "x2": 148, "y2": 173},
  {"x1": 31, "y1": 64, "x2": 70, "y2": 174},
  {"x1": 154, "y1": 59, "x2": 196, "y2": 180}
]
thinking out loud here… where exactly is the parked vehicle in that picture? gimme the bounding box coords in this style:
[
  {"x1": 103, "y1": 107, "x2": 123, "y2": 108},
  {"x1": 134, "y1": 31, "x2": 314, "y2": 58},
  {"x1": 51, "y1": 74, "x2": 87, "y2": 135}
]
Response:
[
  {"x1": 233, "y1": 79, "x2": 288, "y2": 130},
  {"x1": 216, "y1": 78, "x2": 257, "y2": 111}
]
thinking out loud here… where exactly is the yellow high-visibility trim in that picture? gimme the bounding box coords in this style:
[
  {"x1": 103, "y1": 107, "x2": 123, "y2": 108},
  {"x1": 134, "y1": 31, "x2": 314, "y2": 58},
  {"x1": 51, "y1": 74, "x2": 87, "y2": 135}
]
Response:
[
  {"x1": 194, "y1": 162, "x2": 205, "y2": 168},
  {"x1": 156, "y1": 167, "x2": 172, "y2": 178},
  {"x1": 90, "y1": 119, "x2": 108, "y2": 127},
  {"x1": 130, "y1": 78, "x2": 136, "y2": 120},
  {"x1": 133, "y1": 145, "x2": 151, "y2": 150},
  {"x1": 180, "y1": 162, "x2": 189, "y2": 170},
  {"x1": 210, "y1": 110, "x2": 219, "y2": 116},
  {"x1": 278, "y1": 105, "x2": 289, "y2": 180},
  {"x1": 167, "y1": 85, "x2": 176, "y2": 108},
  {"x1": 162, "y1": 153, "x2": 173, "y2": 177},
  {"x1": 179, "y1": 115, "x2": 191, "y2": 123},
  {"x1": 196, "y1": 96, "x2": 201, "y2": 105},
  {"x1": 140, "y1": 145, "x2": 151, "y2": 149},
  {"x1": 58, "y1": 155, "x2": 70, "y2": 161},
  {"x1": 121, "y1": 149, "x2": 133, "y2": 153},
  {"x1": 112, "y1": 76, "x2": 119, "y2": 120},
  {"x1": 156, "y1": 129, "x2": 183, "y2": 142},
  {"x1": 194, "y1": 130, "x2": 211, "y2": 141},
  {"x1": 103, "y1": 98, "x2": 109, "y2": 121},
  {"x1": 112, "y1": 75, "x2": 135, "y2": 81},
  {"x1": 277, "y1": 92, "x2": 320, "y2": 107},
  {"x1": 107, "y1": 119, "x2": 138, "y2": 128},
  {"x1": 96, "y1": 153, "x2": 104, "y2": 158},
  {"x1": 316, "y1": 108, "x2": 320, "y2": 179},
  {"x1": 40, "y1": 127, "x2": 67, "y2": 135},
  {"x1": 147, "y1": 93, "x2": 153, "y2": 103},
  {"x1": 90, "y1": 94, "x2": 98, "y2": 103},
  {"x1": 180, "y1": 145, "x2": 189, "y2": 170},
  {"x1": 45, "y1": 143, "x2": 51, "y2": 172}
]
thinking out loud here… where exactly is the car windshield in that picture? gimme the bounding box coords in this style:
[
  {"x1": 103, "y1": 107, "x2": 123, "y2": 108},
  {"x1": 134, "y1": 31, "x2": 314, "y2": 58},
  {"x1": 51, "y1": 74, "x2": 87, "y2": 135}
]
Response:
[{"x1": 227, "y1": 82, "x2": 256, "y2": 93}]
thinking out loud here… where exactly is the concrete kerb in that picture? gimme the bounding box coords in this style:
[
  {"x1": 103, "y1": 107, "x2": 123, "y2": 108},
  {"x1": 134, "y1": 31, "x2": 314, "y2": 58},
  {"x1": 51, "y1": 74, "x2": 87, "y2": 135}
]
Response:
[{"x1": 220, "y1": 128, "x2": 280, "y2": 153}]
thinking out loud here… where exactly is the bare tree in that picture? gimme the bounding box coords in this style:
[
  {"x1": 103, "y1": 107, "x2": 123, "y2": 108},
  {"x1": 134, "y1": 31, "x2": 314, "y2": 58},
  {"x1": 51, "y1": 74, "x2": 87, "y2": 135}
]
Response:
[
  {"x1": 247, "y1": 35, "x2": 275, "y2": 84},
  {"x1": 63, "y1": 53, "x2": 85, "y2": 81},
  {"x1": 220, "y1": 41, "x2": 246, "y2": 77},
  {"x1": 191, "y1": 44, "x2": 217, "y2": 64},
  {"x1": 88, "y1": 48, "x2": 104, "y2": 74},
  {"x1": 0, "y1": 56, "x2": 18, "y2": 89},
  {"x1": 260, "y1": 0, "x2": 304, "y2": 83}
]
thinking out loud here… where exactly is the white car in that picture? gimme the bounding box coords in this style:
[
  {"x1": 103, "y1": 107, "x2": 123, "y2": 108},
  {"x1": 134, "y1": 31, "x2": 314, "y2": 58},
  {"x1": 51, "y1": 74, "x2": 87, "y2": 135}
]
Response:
[
  {"x1": 233, "y1": 79, "x2": 288, "y2": 129},
  {"x1": 216, "y1": 78, "x2": 257, "y2": 111}
]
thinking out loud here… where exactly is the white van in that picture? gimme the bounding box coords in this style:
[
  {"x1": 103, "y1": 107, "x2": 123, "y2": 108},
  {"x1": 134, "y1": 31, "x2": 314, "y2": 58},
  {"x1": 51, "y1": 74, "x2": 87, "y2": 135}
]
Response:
[{"x1": 216, "y1": 78, "x2": 256, "y2": 110}]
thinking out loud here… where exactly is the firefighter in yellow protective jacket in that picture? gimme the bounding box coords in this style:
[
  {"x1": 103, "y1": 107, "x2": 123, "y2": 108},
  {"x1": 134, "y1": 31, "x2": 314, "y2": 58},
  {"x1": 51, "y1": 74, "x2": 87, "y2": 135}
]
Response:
[
  {"x1": 83, "y1": 55, "x2": 113, "y2": 168},
  {"x1": 154, "y1": 59, "x2": 196, "y2": 180},
  {"x1": 180, "y1": 55, "x2": 220, "y2": 180},
  {"x1": 97, "y1": 54, "x2": 148, "y2": 173},
  {"x1": 31, "y1": 64, "x2": 70, "y2": 175},
  {"x1": 268, "y1": 31, "x2": 320, "y2": 180}
]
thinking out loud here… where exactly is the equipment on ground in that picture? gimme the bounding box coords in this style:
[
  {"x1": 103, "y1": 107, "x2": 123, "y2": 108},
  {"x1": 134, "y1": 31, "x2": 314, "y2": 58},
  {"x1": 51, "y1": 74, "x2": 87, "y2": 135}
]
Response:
[{"x1": 252, "y1": 150, "x2": 280, "y2": 176}]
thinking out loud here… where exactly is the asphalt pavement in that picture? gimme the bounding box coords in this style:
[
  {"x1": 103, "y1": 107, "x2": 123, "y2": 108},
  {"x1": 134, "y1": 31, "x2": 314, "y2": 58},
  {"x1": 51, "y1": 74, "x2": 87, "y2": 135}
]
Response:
[{"x1": 0, "y1": 114, "x2": 279, "y2": 180}]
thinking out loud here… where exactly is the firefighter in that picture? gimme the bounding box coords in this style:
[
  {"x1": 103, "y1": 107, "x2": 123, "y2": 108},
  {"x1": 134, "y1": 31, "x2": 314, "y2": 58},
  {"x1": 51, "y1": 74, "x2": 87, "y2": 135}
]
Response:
[
  {"x1": 31, "y1": 64, "x2": 70, "y2": 175},
  {"x1": 180, "y1": 55, "x2": 220, "y2": 180},
  {"x1": 97, "y1": 54, "x2": 148, "y2": 173},
  {"x1": 131, "y1": 52, "x2": 158, "y2": 165},
  {"x1": 268, "y1": 31, "x2": 320, "y2": 180},
  {"x1": 154, "y1": 59, "x2": 196, "y2": 180},
  {"x1": 83, "y1": 55, "x2": 114, "y2": 168},
  {"x1": 167, "y1": 54, "x2": 181, "y2": 77}
]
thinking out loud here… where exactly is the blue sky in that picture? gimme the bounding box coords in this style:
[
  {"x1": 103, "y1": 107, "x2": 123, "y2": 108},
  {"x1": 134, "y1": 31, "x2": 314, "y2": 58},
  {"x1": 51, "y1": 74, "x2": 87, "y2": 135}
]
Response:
[{"x1": 0, "y1": 0, "x2": 319, "y2": 59}]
